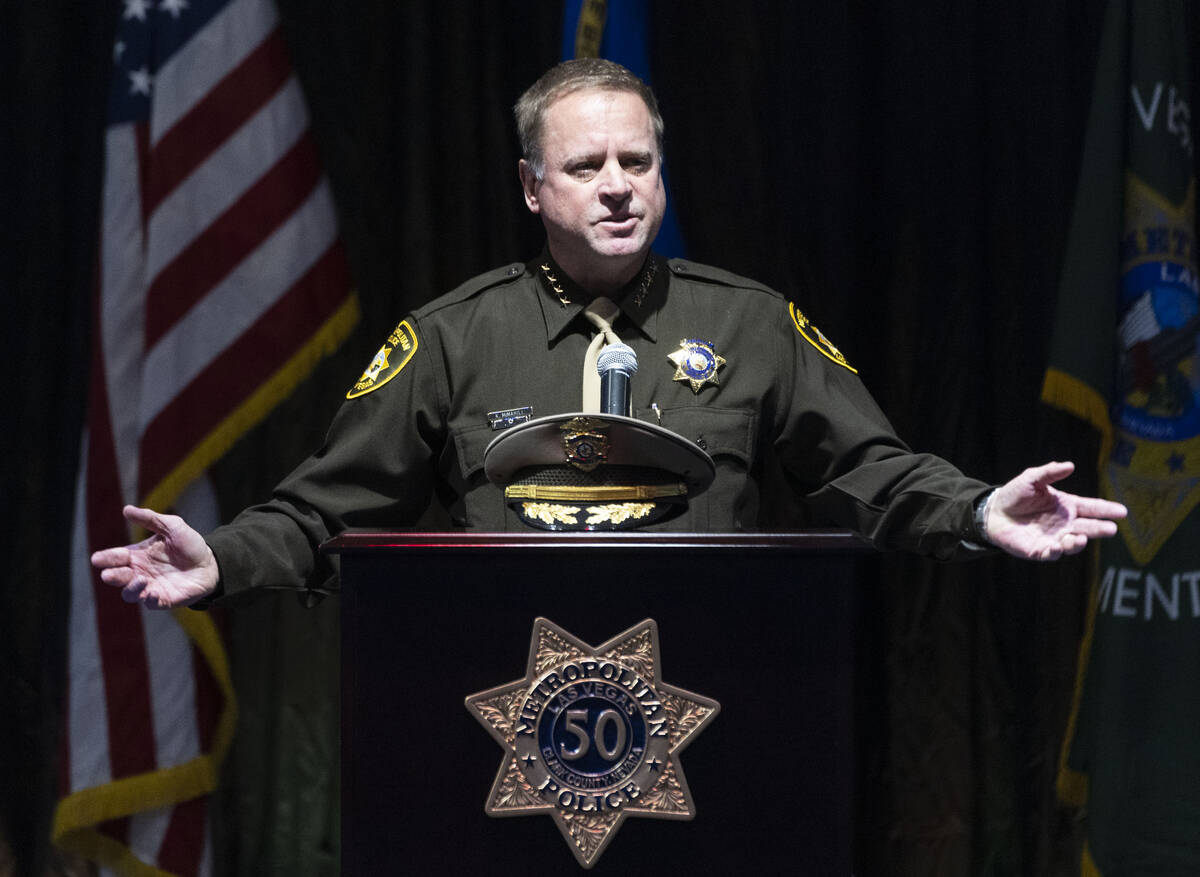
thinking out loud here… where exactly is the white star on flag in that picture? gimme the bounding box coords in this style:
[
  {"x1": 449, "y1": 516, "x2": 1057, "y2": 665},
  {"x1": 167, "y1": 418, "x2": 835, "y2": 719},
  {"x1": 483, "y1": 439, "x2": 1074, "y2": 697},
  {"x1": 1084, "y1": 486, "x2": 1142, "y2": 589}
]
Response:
[
  {"x1": 123, "y1": 0, "x2": 152, "y2": 21},
  {"x1": 160, "y1": 0, "x2": 190, "y2": 18},
  {"x1": 128, "y1": 66, "x2": 152, "y2": 96}
]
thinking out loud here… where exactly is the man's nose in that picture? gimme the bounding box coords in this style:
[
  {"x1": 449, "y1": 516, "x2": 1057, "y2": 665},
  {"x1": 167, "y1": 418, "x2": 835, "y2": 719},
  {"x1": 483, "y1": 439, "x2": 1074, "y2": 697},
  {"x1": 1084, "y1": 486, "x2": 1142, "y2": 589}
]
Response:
[{"x1": 596, "y1": 161, "x2": 632, "y2": 199}]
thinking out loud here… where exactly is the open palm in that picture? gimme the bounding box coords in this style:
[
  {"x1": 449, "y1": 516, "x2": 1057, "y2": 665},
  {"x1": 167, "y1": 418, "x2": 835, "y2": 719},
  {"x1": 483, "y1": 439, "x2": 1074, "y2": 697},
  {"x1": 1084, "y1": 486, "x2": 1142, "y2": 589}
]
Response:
[
  {"x1": 92, "y1": 505, "x2": 219, "y2": 609},
  {"x1": 985, "y1": 462, "x2": 1126, "y2": 560}
]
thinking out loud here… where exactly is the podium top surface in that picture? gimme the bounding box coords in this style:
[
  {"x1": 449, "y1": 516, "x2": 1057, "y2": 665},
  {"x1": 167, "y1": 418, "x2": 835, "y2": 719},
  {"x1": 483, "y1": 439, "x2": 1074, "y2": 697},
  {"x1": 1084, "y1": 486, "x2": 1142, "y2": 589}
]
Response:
[{"x1": 322, "y1": 529, "x2": 872, "y2": 555}]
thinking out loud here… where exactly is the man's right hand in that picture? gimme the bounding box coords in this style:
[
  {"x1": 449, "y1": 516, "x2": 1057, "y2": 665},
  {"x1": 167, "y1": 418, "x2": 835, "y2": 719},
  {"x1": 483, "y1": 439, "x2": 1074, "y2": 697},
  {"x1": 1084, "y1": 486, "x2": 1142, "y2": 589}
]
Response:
[{"x1": 91, "y1": 505, "x2": 219, "y2": 609}]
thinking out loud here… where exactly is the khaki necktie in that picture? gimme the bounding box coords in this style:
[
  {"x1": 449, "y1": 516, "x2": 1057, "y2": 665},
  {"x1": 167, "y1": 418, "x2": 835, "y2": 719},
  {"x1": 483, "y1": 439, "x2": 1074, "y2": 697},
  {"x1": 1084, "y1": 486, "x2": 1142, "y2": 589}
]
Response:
[{"x1": 581, "y1": 296, "x2": 622, "y2": 413}]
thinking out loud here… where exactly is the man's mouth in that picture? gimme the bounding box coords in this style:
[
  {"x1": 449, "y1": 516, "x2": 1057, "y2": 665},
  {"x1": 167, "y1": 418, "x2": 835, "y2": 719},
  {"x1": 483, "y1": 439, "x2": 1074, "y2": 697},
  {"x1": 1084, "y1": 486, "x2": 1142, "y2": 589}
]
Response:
[{"x1": 597, "y1": 214, "x2": 638, "y2": 231}]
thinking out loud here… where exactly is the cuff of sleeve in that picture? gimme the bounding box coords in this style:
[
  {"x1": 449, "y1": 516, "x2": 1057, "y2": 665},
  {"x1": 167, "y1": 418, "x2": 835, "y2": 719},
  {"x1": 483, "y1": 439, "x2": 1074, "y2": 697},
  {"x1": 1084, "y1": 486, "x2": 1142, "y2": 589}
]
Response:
[
  {"x1": 964, "y1": 488, "x2": 998, "y2": 549},
  {"x1": 186, "y1": 540, "x2": 225, "y2": 611}
]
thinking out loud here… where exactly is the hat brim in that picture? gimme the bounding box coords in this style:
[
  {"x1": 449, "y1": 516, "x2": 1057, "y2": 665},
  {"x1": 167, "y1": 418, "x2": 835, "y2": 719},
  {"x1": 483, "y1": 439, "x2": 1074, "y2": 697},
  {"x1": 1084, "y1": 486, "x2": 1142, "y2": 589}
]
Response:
[{"x1": 483, "y1": 412, "x2": 716, "y2": 498}]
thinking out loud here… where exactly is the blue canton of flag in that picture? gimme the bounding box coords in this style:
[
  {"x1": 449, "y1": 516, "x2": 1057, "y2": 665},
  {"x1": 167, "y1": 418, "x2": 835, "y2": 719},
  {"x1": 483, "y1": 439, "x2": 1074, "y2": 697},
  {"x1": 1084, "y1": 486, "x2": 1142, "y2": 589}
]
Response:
[{"x1": 110, "y1": 0, "x2": 225, "y2": 124}]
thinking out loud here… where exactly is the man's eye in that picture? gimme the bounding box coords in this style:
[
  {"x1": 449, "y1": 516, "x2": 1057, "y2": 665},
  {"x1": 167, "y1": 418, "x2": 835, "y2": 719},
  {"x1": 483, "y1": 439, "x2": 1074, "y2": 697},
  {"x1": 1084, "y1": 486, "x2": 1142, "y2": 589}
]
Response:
[
  {"x1": 571, "y1": 164, "x2": 598, "y2": 178},
  {"x1": 623, "y1": 157, "x2": 651, "y2": 173}
]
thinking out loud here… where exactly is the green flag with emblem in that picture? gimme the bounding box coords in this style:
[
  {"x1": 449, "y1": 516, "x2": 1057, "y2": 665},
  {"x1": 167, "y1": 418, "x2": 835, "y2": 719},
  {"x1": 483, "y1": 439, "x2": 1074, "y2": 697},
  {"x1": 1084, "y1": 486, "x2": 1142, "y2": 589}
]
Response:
[{"x1": 1042, "y1": 1, "x2": 1199, "y2": 873}]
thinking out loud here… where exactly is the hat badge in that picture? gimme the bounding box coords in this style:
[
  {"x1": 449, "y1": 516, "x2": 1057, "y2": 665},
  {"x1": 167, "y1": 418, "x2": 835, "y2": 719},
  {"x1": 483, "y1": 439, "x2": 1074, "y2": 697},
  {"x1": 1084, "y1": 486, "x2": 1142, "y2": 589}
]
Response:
[{"x1": 559, "y1": 416, "x2": 610, "y2": 472}]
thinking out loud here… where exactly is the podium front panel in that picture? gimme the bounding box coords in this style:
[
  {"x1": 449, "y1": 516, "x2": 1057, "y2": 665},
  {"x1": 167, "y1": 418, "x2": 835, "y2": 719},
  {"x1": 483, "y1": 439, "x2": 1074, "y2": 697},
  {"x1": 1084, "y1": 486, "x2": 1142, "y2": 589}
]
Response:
[{"x1": 330, "y1": 531, "x2": 868, "y2": 874}]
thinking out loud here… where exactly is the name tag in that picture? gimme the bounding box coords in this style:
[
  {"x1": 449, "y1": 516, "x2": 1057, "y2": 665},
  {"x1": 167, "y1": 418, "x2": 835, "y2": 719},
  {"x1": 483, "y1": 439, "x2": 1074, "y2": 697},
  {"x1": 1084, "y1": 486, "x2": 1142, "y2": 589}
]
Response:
[{"x1": 487, "y1": 406, "x2": 533, "y2": 430}]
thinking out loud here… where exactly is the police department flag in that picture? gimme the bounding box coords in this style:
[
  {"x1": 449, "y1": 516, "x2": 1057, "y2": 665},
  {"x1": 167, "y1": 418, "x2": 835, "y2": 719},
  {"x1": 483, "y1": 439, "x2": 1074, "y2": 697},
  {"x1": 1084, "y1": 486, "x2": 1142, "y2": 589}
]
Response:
[
  {"x1": 55, "y1": 0, "x2": 358, "y2": 872},
  {"x1": 562, "y1": 0, "x2": 687, "y2": 258},
  {"x1": 1042, "y1": 1, "x2": 1200, "y2": 872}
]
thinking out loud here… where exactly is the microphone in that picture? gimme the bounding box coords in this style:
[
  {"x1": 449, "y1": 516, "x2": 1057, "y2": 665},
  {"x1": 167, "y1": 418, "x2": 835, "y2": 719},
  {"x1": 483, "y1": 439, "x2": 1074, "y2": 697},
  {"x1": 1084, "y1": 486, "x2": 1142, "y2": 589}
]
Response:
[{"x1": 597, "y1": 343, "x2": 638, "y2": 416}]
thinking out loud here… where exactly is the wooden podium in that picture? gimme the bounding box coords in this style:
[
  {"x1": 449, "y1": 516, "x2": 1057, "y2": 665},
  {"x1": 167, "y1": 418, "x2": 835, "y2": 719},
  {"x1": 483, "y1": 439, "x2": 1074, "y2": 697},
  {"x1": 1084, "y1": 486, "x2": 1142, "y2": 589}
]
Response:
[{"x1": 325, "y1": 531, "x2": 870, "y2": 874}]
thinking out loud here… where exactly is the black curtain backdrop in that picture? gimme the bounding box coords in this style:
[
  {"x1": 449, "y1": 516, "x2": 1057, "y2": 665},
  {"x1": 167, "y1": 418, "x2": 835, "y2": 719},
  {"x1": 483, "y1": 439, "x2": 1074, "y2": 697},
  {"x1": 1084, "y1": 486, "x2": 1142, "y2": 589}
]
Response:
[{"x1": 4, "y1": 2, "x2": 1118, "y2": 874}]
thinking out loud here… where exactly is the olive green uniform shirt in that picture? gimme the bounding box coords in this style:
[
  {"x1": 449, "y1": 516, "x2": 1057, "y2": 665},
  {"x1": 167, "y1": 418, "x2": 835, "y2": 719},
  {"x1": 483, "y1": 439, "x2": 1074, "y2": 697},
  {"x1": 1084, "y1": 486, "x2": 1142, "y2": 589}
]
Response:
[{"x1": 205, "y1": 255, "x2": 991, "y2": 603}]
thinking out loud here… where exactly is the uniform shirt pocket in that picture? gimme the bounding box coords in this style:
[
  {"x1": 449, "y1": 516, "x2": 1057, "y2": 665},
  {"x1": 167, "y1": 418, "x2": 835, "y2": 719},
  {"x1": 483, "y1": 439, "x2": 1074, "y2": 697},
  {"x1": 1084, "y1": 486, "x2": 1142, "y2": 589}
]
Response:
[{"x1": 633, "y1": 406, "x2": 756, "y2": 467}]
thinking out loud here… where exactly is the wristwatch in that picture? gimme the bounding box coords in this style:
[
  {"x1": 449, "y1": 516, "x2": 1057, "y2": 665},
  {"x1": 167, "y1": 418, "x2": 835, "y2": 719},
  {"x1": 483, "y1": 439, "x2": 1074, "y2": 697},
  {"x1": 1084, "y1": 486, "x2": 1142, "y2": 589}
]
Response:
[{"x1": 972, "y1": 489, "x2": 997, "y2": 546}]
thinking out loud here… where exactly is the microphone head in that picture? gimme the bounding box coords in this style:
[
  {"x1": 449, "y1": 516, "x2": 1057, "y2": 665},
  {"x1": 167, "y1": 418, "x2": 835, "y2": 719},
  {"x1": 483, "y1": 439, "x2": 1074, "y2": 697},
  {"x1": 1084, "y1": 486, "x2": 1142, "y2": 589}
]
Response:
[{"x1": 597, "y1": 343, "x2": 638, "y2": 375}]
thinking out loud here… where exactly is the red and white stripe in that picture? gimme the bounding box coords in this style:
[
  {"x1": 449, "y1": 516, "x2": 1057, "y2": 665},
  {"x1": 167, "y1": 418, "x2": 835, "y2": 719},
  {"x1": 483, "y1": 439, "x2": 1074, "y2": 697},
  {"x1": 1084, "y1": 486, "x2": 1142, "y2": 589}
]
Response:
[{"x1": 58, "y1": 0, "x2": 354, "y2": 872}]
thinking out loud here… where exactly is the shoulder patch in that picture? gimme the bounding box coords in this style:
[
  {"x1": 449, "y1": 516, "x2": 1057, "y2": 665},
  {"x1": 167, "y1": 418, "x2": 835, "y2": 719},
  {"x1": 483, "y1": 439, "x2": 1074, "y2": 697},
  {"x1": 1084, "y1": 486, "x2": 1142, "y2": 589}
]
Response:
[
  {"x1": 346, "y1": 319, "x2": 418, "y2": 399},
  {"x1": 788, "y1": 302, "x2": 857, "y2": 373}
]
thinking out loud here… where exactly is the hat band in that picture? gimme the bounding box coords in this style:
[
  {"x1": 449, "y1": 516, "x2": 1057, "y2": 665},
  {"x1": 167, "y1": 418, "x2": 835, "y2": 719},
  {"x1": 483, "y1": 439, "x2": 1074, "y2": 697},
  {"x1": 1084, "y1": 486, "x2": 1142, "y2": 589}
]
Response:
[{"x1": 504, "y1": 483, "x2": 688, "y2": 502}]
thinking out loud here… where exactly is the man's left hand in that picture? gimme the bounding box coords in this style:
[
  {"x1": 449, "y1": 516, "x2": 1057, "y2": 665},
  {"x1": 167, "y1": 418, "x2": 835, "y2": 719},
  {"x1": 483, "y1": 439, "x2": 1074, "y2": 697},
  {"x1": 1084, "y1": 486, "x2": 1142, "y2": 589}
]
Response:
[{"x1": 983, "y1": 461, "x2": 1127, "y2": 560}]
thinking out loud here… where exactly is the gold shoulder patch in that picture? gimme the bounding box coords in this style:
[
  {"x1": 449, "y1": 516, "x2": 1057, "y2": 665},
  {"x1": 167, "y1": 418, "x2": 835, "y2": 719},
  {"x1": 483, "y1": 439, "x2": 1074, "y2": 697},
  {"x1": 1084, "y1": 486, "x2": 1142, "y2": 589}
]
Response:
[
  {"x1": 788, "y1": 303, "x2": 856, "y2": 373},
  {"x1": 346, "y1": 319, "x2": 418, "y2": 399}
]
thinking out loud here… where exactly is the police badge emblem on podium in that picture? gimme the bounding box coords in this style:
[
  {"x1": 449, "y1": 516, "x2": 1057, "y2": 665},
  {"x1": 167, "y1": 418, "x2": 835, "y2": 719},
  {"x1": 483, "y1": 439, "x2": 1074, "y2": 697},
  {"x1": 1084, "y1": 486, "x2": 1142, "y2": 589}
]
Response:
[{"x1": 464, "y1": 617, "x2": 719, "y2": 868}]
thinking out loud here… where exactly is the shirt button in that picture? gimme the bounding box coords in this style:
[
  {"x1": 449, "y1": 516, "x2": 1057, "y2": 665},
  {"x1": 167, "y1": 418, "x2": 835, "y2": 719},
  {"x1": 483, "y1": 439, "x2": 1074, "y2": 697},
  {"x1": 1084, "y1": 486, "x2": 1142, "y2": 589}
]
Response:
[{"x1": 507, "y1": 265, "x2": 520, "y2": 276}]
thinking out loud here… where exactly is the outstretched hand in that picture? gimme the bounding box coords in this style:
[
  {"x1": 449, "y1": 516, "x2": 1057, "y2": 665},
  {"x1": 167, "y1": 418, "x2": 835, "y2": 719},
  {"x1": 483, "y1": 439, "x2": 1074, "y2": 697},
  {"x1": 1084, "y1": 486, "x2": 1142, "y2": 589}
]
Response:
[
  {"x1": 91, "y1": 505, "x2": 219, "y2": 609},
  {"x1": 984, "y1": 461, "x2": 1127, "y2": 561}
]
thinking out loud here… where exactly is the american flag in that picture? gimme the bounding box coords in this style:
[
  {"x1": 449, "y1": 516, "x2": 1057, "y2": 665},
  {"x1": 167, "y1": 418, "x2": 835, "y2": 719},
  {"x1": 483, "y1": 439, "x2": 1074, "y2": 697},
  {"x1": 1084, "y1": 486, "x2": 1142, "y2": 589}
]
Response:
[{"x1": 55, "y1": 0, "x2": 358, "y2": 872}]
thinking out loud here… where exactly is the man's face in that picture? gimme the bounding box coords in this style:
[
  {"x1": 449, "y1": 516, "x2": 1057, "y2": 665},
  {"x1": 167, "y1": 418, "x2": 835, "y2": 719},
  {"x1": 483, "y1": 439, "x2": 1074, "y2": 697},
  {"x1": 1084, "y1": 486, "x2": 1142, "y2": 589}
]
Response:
[{"x1": 520, "y1": 88, "x2": 666, "y2": 289}]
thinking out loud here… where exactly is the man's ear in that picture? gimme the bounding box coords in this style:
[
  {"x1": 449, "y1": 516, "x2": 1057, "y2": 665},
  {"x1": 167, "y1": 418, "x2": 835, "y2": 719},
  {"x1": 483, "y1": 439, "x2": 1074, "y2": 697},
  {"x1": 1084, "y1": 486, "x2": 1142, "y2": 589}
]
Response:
[{"x1": 518, "y1": 159, "x2": 540, "y2": 214}]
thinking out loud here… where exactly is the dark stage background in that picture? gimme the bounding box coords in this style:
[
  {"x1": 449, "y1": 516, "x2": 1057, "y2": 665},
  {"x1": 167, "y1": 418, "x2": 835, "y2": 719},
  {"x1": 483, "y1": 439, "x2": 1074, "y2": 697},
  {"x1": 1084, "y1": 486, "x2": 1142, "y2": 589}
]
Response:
[{"x1": 5, "y1": 2, "x2": 1131, "y2": 874}]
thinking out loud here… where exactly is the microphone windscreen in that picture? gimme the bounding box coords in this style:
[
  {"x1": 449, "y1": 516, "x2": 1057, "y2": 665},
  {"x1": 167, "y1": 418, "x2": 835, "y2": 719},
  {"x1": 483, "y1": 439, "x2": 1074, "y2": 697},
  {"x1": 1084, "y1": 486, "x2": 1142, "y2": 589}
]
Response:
[{"x1": 597, "y1": 343, "x2": 638, "y2": 375}]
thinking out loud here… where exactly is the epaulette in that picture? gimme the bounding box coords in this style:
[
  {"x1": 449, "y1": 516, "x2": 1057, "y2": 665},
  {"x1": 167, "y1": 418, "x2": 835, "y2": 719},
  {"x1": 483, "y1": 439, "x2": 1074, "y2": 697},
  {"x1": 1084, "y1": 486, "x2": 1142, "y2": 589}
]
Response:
[
  {"x1": 665, "y1": 258, "x2": 780, "y2": 297},
  {"x1": 347, "y1": 263, "x2": 526, "y2": 398},
  {"x1": 668, "y1": 259, "x2": 856, "y2": 373},
  {"x1": 413, "y1": 262, "x2": 527, "y2": 319}
]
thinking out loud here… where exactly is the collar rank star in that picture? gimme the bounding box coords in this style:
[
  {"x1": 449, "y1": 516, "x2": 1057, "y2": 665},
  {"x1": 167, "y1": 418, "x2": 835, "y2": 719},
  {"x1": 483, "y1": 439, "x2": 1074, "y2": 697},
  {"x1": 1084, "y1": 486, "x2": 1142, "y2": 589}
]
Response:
[
  {"x1": 464, "y1": 618, "x2": 719, "y2": 869},
  {"x1": 668, "y1": 338, "x2": 726, "y2": 393}
]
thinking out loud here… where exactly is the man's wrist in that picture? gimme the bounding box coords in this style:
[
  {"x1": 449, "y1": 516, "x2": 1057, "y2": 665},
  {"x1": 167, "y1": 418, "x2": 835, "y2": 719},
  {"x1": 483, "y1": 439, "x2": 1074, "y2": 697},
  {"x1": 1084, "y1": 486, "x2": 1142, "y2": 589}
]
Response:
[
  {"x1": 187, "y1": 541, "x2": 224, "y2": 610},
  {"x1": 972, "y1": 489, "x2": 997, "y2": 546}
]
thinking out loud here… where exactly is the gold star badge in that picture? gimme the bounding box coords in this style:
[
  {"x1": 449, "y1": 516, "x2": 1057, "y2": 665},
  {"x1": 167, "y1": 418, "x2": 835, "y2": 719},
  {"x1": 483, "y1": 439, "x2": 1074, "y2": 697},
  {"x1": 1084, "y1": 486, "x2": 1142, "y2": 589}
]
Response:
[
  {"x1": 668, "y1": 338, "x2": 726, "y2": 393},
  {"x1": 464, "y1": 618, "x2": 720, "y2": 869}
]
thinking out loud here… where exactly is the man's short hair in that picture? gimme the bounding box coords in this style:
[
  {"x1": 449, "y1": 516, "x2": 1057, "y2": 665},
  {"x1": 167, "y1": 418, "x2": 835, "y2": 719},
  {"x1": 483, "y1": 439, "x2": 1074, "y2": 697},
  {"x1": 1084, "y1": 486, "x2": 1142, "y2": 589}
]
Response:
[{"x1": 515, "y1": 58, "x2": 665, "y2": 181}]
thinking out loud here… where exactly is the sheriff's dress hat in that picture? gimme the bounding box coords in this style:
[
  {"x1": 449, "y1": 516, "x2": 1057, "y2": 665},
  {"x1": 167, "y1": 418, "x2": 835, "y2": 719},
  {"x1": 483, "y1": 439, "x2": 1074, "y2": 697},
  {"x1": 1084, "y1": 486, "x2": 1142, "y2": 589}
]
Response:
[{"x1": 483, "y1": 413, "x2": 715, "y2": 531}]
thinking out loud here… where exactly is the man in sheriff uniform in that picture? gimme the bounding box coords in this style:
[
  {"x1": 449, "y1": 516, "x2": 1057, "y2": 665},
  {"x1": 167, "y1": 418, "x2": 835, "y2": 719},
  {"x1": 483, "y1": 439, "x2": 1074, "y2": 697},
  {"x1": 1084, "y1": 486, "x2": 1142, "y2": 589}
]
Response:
[{"x1": 92, "y1": 59, "x2": 1127, "y2": 608}]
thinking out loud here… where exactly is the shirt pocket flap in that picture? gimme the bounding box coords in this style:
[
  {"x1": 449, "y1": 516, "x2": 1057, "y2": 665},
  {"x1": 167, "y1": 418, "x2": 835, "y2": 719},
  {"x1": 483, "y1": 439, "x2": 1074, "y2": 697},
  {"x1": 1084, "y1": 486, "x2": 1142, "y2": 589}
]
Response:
[{"x1": 638, "y1": 406, "x2": 756, "y2": 466}]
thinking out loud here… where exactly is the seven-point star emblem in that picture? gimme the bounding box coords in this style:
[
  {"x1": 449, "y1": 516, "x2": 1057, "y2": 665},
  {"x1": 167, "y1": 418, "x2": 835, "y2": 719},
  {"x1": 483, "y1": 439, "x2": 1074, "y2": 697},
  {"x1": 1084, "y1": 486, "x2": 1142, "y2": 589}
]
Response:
[
  {"x1": 668, "y1": 338, "x2": 726, "y2": 393},
  {"x1": 464, "y1": 617, "x2": 720, "y2": 868}
]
